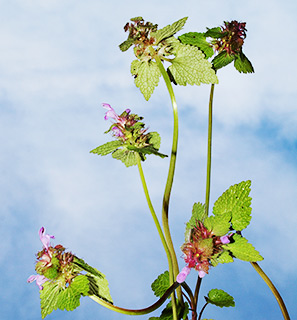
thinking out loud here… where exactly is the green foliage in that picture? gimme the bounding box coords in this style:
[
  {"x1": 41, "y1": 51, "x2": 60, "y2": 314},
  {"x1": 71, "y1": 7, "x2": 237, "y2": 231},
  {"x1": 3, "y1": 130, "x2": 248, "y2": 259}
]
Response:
[
  {"x1": 234, "y1": 52, "x2": 254, "y2": 73},
  {"x1": 204, "y1": 27, "x2": 222, "y2": 38},
  {"x1": 119, "y1": 38, "x2": 134, "y2": 52},
  {"x1": 178, "y1": 32, "x2": 214, "y2": 59},
  {"x1": 204, "y1": 213, "x2": 231, "y2": 236},
  {"x1": 211, "y1": 250, "x2": 234, "y2": 266},
  {"x1": 90, "y1": 140, "x2": 123, "y2": 156},
  {"x1": 73, "y1": 257, "x2": 113, "y2": 303},
  {"x1": 111, "y1": 147, "x2": 138, "y2": 167},
  {"x1": 223, "y1": 234, "x2": 263, "y2": 262},
  {"x1": 151, "y1": 271, "x2": 170, "y2": 298},
  {"x1": 167, "y1": 39, "x2": 218, "y2": 86},
  {"x1": 206, "y1": 289, "x2": 235, "y2": 308},
  {"x1": 40, "y1": 275, "x2": 89, "y2": 318},
  {"x1": 211, "y1": 51, "x2": 235, "y2": 71},
  {"x1": 131, "y1": 59, "x2": 161, "y2": 100},
  {"x1": 154, "y1": 17, "x2": 188, "y2": 44},
  {"x1": 185, "y1": 202, "x2": 206, "y2": 239},
  {"x1": 213, "y1": 180, "x2": 252, "y2": 231}
]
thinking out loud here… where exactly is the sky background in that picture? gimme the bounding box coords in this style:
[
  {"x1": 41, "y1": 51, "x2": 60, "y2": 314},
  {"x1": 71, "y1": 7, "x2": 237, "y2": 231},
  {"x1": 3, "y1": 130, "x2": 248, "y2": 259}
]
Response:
[{"x1": 1, "y1": 0, "x2": 297, "y2": 319}]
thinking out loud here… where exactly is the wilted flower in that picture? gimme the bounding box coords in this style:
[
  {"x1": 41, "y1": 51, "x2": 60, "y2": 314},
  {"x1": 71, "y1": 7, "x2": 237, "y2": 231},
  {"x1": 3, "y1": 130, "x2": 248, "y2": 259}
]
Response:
[
  {"x1": 212, "y1": 20, "x2": 247, "y2": 55},
  {"x1": 180, "y1": 221, "x2": 230, "y2": 278}
]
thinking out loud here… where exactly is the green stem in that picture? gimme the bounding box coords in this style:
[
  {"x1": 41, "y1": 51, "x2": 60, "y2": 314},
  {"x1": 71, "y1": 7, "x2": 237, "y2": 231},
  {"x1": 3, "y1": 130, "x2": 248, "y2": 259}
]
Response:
[
  {"x1": 149, "y1": 46, "x2": 182, "y2": 319},
  {"x1": 251, "y1": 262, "x2": 290, "y2": 320},
  {"x1": 89, "y1": 281, "x2": 181, "y2": 315},
  {"x1": 205, "y1": 84, "x2": 215, "y2": 216},
  {"x1": 136, "y1": 155, "x2": 173, "y2": 277}
]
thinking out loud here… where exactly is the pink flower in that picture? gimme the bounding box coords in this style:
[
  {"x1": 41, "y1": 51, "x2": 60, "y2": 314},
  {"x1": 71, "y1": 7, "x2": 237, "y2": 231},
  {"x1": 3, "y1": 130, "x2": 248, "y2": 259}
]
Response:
[
  {"x1": 39, "y1": 227, "x2": 54, "y2": 251},
  {"x1": 220, "y1": 235, "x2": 230, "y2": 244},
  {"x1": 103, "y1": 103, "x2": 120, "y2": 122},
  {"x1": 27, "y1": 274, "x2": 48, "y2": 290},
  {"x1": 176, "y1": 266, "x2": 191, "y2": 283},
  {"x1": 198, "y1": 270, "x2": 206, "y2": 278}
]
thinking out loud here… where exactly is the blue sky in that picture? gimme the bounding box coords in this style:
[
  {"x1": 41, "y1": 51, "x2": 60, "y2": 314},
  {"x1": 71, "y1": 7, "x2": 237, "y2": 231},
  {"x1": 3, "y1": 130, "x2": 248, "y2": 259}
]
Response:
[{"x1": 1, "y1": 0, "x2": 297, "y2": 319}]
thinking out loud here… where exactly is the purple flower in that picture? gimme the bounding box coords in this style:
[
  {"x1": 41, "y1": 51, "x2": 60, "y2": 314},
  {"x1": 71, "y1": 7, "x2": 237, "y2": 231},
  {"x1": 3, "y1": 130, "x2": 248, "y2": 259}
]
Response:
[
  {"x1": 176, "y1": 266, "x2": 191, "y2": 283},
  {"x1": 220, "y1": 235, "x2": 230, "y2": 244},
  {"x1": 111, "y1": 126, "x2": 124, "y2": 137},
  {"x1": 39, "y1": 227, "x2": 54, "y2": 251},
  {"x1": 102, "y1": 103, "x2": 120, "y2": 122},
  {"x1": 27, "y1": 274, "x2": 48, "y2": 290}
]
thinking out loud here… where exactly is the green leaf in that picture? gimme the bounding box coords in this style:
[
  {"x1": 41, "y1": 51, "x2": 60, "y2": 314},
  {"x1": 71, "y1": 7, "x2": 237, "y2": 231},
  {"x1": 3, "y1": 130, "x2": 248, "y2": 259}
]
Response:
[
  {"x1": 90, "y1": 140, "x2": 123, "y2": 156},
  {"x1": 212, "y1": 51, "x2": 235, "y2": 71},
  {"x1": 152, "y1": 301, "x2": 189, "y2": 320},
  {"x1": 223, "y1": 234, "x2": 263, "y2": 262},
  {"x1": 207, "y1": 288, "x2": 235, "y2": 308},
  {"x1": 234, "y1": 52, "x2": 254, "y2": 73},
  {"x1": 127, "y1": 145, "x2": 167, "y2": 159},
  {"x1": 119, "y1": 38, "x2": 135, "y2": 52},
  {"x1": 40, "y1": 276, "x2": 89, "y2": 318},
  {"x1": 73, "y1": 257, "x2": 113, "y2": 303},
  {"x1": 204, "y1": 213, "x2": 231, "y2": 236},
  {"x1": 151, "y1": 271, "x2": 170, "y2": 298},
  {"x1": 168, "y1": 41, "x2": 218, "y2": 86},
  {"x1": 131, "y1": 59, "x2": 161, "y2": 100},
  {"x1": 213, "y1": 180, "x2": 252, "y2": 231},
  {"x1": 185, "y1": 202, "x2": 206, "y2": 240},
  {"x1": 211, "y1": 250, "x2": 234, "y2": 266},
  {"x1": 204, "y1": 27, "x2": 223, "y2": 38},
  {"x1": 112, "y1": 148, "x2": 138, "y2": 167},
  {"x1": 179, "y1": 32, "x2": 214, "y2": 59},
  {"x1": 148, "y1": 132, "x2": 161, "y2": 149},
  {"x1": 154, "y1": 17, "x2": 188, "y2": 44}
]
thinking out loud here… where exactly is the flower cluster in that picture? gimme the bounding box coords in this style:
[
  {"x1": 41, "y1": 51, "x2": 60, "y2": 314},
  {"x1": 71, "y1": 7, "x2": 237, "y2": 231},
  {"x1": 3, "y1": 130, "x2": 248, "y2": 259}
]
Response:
[
  {"x1": 103, "y1": 103, "x2": 151, "y2": 148},
  {"x1": 177, "y1": 221, "x2": 230, "y2": 283},
  {"x1": 27, "y1": 227, "x2": 77, "y2": 290},
  {"x1": 123, "y1": 17, "x2": 157, "y2": 59},
  {"x1": 212, "y1": 20, "x2": 247, "y2": 55}
]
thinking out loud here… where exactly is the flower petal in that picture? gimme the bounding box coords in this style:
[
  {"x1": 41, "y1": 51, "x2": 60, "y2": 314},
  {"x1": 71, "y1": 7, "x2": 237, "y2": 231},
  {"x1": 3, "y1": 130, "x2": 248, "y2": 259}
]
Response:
[
  {"x1": 39, "y1": 227, "x2": 54, "y2": 250},
  {"x1": 176, "y1": 266, "x2": 191, "y2": 283}
]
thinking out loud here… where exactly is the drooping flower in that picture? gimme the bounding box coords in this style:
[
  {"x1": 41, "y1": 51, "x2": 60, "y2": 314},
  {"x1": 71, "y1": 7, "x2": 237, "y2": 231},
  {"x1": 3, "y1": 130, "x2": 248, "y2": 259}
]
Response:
[
  {"x1": 39, "y1": 227, "x2": 54, "y2": 251},
  {"x1": 27, "y1": 274, "x2": 49, "y2": 290},
  {"x1": 180, "y1": 221, "x2": 230, "y2": 278}
]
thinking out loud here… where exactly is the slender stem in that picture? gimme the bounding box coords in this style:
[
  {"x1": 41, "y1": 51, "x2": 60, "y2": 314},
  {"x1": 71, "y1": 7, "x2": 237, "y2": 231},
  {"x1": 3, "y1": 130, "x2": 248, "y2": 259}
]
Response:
[
  {"x1": 149, "y1": 46, "x2": 182, "y2": 319},
  {"x1": 194, "y1": 276, "x2": 202, "y2": 307},
  {"x1": 205, "y1": 84, "x2": 215, "y2": 216},
  {"x1": 251, "y1": 262, "x2": 290, "y2": 320},
  {"x1": 198, "y1": 302, "x2": 208, "y2": 320},
  {"x1": 89, "y1": 281, "x2": 181, "y2": 315},
  {"x1": 136, "y1": 155, "x2": 173, "y2": 278}
]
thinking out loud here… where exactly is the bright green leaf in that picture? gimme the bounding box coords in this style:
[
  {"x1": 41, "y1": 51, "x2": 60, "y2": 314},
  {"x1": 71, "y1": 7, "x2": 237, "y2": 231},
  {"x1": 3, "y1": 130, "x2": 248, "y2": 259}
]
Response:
[
  {"x1": 223, "y1": 234, "x2": 263, "y2": 262},
  {"x1": 185, "y1": 202, "x2": 206, "y2": 240},
  {"x1": 154, "y1": 17, "x2": 188, "y2": 44},
  {"x1": 179, "y1": 32, "x2": 214, "y2": 59},
  {"x1": 211, "y1": 250, "x2": 234, "y2": 266},
  {"x1": 213, "y1": 181, "x2": 252, "y2": 231},
  {"x1": 131, "y1": 59, "x2": 161, "y2": 100},
  {"x1": 112, "y1": 148, "x2": 138, "y2": 167},
  {"x1": 73, "y1": 257, "x2": 113, "y2": 303},
  {"x1": 204, "y1": 213, "x2": 231, "y2": 236},
  {"x1": 168, "y1": 41, "x2": 218, "y2": 86},
  {"x1": 90, "y1": 140, "x2": 123, "y2": 156},
  {"x1": 207, "y1": 288, "x2": 235, "y2": 308},
  {"x1": 151, "y1": 271, "x2": 170, "y2": 298}
]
